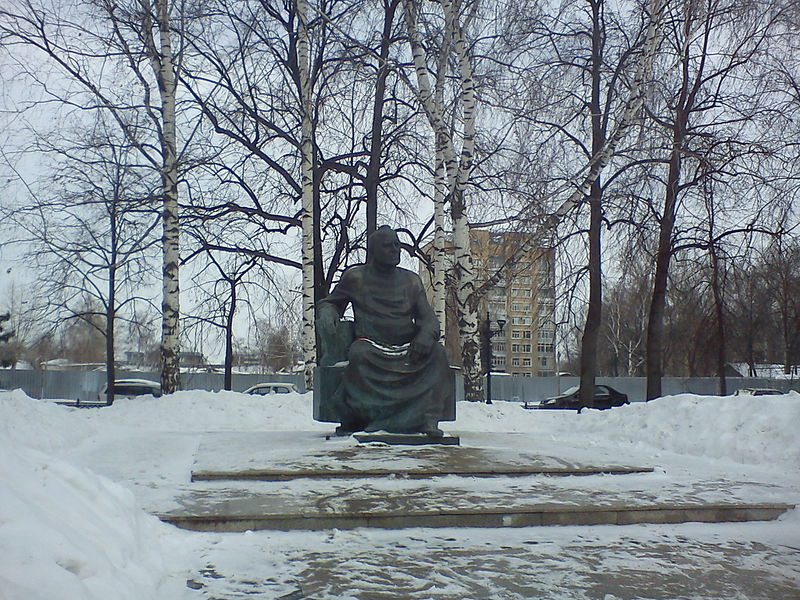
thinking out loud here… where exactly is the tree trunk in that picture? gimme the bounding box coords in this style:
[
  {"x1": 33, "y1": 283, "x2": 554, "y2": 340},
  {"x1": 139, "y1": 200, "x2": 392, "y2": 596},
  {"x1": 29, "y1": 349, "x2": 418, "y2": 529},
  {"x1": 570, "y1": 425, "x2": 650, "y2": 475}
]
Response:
[
  {"x1": 297, "y1": 0, "x2": 316, "y2": 388},
  {"x1": 155, "y1": 0, "x2": 181, "y2": 394},
  {"x1": 709, "y1": 249, "x2": 727, "y2": 395},
  {"x1": 106, "y1": 271, "x2": 116, "y2": 405},
  {"x1": 224, "y1": 279, "x2": 236, "y2": 391},
  {"x1": 645, "y1": 139, "x2": 681, "y2": 400},
  {"x1": 579, "y1": 186, "x2": 603, "y2": 402},
  {"x1": 364, "y1": 0, "x2": 399, "y2": 237},
  {"x1": 444, "y1": 0, "x2": 482, "y2": 399},
  {"x1": 432, "y1": 137, "x2": 447, "y2": 336},
  {"x1": 579, "y1": 0, "x2": 604, "y2": 405}
]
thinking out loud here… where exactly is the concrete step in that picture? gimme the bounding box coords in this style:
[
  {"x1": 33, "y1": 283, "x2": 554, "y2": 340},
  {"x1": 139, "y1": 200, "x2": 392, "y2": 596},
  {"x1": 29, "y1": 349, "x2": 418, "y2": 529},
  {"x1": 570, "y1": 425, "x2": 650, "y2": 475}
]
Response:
[
  {"x1": 189, "y1": 431, "x2": 654, "y2": 482},
  {"x1": 162, "y1": 495, "x2": 792, "y2": 532},
  {"x1": 156, "y1": 432, "x2": 795, "y2": 533}
]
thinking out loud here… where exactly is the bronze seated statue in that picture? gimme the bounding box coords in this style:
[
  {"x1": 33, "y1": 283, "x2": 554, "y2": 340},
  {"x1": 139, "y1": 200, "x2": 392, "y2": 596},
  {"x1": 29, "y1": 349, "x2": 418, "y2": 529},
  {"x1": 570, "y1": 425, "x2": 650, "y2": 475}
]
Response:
[{"x1": 313, "y1": 226, "x2": 455, "y2": 437}]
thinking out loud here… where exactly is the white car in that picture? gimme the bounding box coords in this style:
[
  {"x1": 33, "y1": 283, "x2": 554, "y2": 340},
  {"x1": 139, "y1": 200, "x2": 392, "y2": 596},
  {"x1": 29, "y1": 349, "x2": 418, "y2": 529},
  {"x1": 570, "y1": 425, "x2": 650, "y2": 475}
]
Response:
[
  {"x1": 734, "y1": 388, "x2": 783, "y2": 396},
  {"x1": 243, "y1": 382, "x2": 298, "y2": 395}
]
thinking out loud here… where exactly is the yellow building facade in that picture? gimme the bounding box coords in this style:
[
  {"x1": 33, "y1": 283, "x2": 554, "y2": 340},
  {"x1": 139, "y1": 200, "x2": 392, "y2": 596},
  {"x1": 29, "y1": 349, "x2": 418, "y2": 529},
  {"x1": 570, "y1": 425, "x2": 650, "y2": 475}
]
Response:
[{"x1": 420, "y1": 230, "x2": 556, "y2": 376}]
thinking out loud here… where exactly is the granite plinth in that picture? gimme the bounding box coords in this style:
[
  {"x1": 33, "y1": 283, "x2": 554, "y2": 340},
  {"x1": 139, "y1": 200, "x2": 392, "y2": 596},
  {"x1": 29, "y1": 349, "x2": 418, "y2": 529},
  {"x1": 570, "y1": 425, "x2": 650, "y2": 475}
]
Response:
[{"x1": 351, "y1": 433, "x2": 460, "y2": 445}]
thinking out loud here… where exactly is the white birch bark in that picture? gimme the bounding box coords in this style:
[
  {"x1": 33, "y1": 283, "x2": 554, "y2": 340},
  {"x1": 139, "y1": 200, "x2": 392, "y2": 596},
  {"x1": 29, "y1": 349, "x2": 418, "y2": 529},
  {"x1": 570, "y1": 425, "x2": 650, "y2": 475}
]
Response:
[
  {"x1": 432, "y1": 141, "x2": 447, "y2": 334},
  {"x1": 296, "y1": 0, "x2": 317, "y2": 388},
  {"x1": 146, "y1": 0, "x2": 181, "y2": 394},
  {"x1": 403, "y1": 0, "x2": 482, "y2": 398},
  {"x1": 443, "y1": 0, "x2": 481, "y2": 399}
]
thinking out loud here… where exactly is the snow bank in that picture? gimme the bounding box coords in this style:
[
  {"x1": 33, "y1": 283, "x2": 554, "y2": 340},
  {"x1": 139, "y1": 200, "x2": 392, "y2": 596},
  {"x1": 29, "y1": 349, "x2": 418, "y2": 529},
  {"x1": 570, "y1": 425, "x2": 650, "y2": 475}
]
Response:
[
  {"x1": 72, "y1": 389, "x2": 329, "y2": 432},
  {"x1": 455, "y1": 391, "x2": 800, "y2": 472},
  {"x1": 0, "y1": 390, "x2": 183, "y2": 600}
]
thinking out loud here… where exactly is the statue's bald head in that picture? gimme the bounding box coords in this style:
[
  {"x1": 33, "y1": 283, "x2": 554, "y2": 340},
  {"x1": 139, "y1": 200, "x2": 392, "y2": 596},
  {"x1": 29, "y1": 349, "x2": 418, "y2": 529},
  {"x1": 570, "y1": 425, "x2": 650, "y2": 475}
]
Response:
[{"x1": 367, "y1": 226, "x2": 401, "y2": 268}]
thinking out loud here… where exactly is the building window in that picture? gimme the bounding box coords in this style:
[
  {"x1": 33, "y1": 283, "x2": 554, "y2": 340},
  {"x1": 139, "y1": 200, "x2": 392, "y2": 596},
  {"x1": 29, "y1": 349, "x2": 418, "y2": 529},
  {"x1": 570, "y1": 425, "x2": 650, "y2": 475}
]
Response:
[
  {"x1": 511, "y1": 344, "x2": 520, "y2": 353},
  {"x1": 511, "y1": 358, "x2": 520, "y2": 366},
  {"x1": 511, "y1": 287, "x2": 532, "y2": 297},
  {"x1": 491, "y1": 355, "x2": 506, "y2": 367},
  {"x1": 511, "y1": 316, "x2": 531, "y2": 325},
  {"x1": 538, "y1": 342, "x2": 554, "y2": 353},
  {"x1": 523, "y1": 330, "x2": 533, "y2": 339},
  {"x1": 539, "y1": 357, "x2": 548, "y2": 366},
  {"x1": 492, "y1": 342, "x2": 506, "y2": 353},
  {"x1": 523, "y1": 357, "x2": 532, "y2": 367},
  {"x1": 490, "y1": 301, "x2": 505, "y2": 315},
  {"x1": 511, "y1": 330, "x2": 522, "y2": 339},
  {"x1": 511, "y1": 302, "x2": 531, "y2": 313},
  {"x1": 539, "y1": 330, "x2": 554, "y2": 340}
]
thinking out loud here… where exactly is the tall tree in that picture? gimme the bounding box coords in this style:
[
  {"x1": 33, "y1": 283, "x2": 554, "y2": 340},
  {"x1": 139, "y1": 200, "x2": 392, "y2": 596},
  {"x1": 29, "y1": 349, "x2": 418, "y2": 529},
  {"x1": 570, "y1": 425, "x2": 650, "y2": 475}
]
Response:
[
  {"x1": 0, "y1": 0, "x2": 189, "y2": 392},
  {"x1": 403, "y1": 0, "x2": 485, "y2": 398},
  {"x1": 643, "y1": 0, "x2": 787, "y2": 398},
  {"x1": 4, "y1": 120, "x2": 159, "y2": 401}
]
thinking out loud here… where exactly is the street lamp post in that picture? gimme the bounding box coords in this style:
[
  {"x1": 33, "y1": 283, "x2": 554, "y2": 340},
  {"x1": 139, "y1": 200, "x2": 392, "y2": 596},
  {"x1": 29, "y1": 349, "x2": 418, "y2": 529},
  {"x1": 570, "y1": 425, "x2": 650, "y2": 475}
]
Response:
[{"x1": 484, "y1": 312, "x2": 506, "y2": 405}]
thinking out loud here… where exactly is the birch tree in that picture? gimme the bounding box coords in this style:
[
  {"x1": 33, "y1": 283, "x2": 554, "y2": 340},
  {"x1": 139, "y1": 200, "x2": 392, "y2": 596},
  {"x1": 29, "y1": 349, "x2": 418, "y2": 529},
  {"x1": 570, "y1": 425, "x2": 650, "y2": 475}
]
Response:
[
  {"x1": 296, "y1": 0, "x2": 317, "y2": 387},
  {"x1": 0, "y1": 0, "x2": 189, "y2": 392},
  {"x1": 403, "y1": 0, "x2": 484, "y2": 398}
]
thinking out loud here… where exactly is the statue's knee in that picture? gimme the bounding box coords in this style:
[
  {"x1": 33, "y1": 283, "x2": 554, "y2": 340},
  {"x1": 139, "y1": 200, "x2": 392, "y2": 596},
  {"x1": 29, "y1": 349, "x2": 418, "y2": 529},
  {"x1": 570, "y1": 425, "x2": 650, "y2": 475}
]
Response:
[{"x1": 348, "y1": 340, "x2": 370, "y2": 362}]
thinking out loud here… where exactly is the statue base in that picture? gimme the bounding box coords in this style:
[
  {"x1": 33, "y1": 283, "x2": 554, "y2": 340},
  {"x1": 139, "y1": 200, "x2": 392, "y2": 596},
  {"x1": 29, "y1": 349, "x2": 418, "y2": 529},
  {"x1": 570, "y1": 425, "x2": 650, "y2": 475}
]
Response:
[{"x1": 350, "y1": 432, "x2": 460, "y2": 445}]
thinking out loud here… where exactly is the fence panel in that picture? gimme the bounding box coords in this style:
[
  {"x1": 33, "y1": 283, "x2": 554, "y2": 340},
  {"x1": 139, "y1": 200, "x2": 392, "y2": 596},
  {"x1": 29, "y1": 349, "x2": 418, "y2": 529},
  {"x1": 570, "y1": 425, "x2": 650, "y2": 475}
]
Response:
[{"x1": 2, "y1": 369, "x2": 796, "y2": 403}]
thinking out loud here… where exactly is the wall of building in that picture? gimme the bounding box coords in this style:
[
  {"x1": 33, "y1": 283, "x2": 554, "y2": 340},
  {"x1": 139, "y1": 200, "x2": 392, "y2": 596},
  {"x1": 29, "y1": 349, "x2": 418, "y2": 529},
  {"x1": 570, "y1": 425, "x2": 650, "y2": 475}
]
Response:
[{"x1": 419, "y1": 229, "x2": 557, "y2": 376}]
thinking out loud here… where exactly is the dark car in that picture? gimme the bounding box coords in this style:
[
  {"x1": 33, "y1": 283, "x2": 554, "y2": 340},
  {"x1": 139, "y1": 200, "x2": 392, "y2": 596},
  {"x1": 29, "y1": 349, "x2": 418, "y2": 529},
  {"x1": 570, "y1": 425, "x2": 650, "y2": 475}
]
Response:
[
  {"x1": 535, "y1": 385, "x2": 629, "y2": 411},
  {"x1": 98, "y1": 378, "x2": 162, "y2": 403}
]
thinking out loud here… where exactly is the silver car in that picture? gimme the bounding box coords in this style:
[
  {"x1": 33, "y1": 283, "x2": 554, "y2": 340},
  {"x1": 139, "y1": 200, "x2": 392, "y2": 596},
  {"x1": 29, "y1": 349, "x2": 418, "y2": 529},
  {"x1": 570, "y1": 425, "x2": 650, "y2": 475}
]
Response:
[{"x1": 243, "y1": 382, "x2": 298, "y2": 395}]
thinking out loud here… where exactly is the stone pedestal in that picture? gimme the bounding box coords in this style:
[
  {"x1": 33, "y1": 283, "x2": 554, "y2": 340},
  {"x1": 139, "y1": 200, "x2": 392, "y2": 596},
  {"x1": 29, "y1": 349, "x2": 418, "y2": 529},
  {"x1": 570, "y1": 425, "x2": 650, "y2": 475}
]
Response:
[
  {"x1": 313, "y1": 364, "x2": 458, "y2": 424},
  {"x1": 351, "y1": 432, "x2": 460, "y2": 445}
]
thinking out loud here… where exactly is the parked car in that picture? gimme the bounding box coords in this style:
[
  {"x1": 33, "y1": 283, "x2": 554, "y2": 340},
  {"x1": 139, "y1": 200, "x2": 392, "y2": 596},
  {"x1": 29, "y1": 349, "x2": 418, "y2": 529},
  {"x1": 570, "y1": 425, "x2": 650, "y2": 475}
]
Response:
[
  {"x1": 535, "y1": 385, "x2": 629, "y2": 411},
  {"x1": 734, "y1": 387, "x2": 783, "y2": 396},
  {"x1": 243, "y1": 382, "x2": 298, "y2": 395},
  {"x1": 99, "y1": 378, "x2": 162, "y2": 403}
]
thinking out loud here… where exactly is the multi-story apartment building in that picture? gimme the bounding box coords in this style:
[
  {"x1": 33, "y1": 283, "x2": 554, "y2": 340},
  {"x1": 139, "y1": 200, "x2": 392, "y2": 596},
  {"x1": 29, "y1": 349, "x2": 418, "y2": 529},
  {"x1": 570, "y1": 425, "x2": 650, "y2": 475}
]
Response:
[{"x1": 420, "y1": 229, "x2": 556, "y2": 376}]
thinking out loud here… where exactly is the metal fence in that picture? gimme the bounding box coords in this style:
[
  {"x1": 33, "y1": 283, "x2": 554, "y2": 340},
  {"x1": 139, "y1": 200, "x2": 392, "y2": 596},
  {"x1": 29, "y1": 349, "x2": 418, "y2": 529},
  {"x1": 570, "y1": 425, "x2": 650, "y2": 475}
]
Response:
[
  {"x1": 1, "y1": 368, "x2": 797, "y2": 403},
  {"x1": 0, "y1": 369, "x2": 306, "y2": 401},
  {"x1": 483, "y1": 375, "x2": 800, "y2": 403}
]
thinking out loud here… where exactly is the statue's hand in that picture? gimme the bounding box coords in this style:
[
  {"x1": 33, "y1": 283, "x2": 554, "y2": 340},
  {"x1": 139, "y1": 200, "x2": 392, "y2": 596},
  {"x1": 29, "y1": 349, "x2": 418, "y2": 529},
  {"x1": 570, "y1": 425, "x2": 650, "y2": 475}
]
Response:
[
  {"x1": 408, "y1": 334, "x2": 434, "y2": 364},
  {"x1": 316, "y1": 306, "x2": 340, "y2": 337}
]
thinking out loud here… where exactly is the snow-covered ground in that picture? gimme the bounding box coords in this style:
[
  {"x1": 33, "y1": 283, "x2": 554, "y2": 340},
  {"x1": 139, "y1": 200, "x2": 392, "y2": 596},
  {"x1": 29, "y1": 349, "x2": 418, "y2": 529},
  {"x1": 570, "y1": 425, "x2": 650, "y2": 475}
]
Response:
[{"x1": 1, "y1": 388, "x2": 799, "y2": 599}]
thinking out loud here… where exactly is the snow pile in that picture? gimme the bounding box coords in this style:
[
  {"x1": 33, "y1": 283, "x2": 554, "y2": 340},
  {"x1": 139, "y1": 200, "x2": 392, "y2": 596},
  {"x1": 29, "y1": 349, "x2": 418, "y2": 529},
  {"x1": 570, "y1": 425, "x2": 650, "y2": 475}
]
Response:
[
  {"x1": 0, "y1": 388, "x2": 96, "y2": 454},
  {"x1": 85, "y1": 389, "x2": 328, "y2": 432},
  {"x1": 0, "y1": 431, "x2": 170, "y2": 599},
  {"x1": 455, "y1": 391, "x2": 800, "y2": 472}
]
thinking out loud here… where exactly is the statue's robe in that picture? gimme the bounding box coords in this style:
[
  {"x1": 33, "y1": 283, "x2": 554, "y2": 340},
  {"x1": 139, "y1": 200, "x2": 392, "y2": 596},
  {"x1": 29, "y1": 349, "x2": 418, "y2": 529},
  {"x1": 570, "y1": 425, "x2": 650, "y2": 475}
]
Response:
[{"x1": 317, "y1": 264, "x2": 449, "y2": 433}]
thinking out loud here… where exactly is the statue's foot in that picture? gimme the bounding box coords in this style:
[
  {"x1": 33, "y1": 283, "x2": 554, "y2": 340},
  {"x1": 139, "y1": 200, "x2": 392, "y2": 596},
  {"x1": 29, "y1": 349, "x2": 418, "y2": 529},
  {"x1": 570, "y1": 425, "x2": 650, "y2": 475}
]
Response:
[
  {"x1": 422, "y1": 425, "x2": 444, "y2": 438},
  {"x1": 335, "y1": 425, "x2": 355, "y2": 436}
]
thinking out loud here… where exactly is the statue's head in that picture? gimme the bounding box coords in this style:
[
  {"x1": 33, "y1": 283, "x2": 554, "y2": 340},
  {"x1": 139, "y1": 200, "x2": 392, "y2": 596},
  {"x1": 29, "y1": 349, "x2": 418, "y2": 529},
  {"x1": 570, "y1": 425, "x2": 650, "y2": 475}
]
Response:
[{"x1": 367, "y1": 225, "x2": 401, "y2": 268}]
